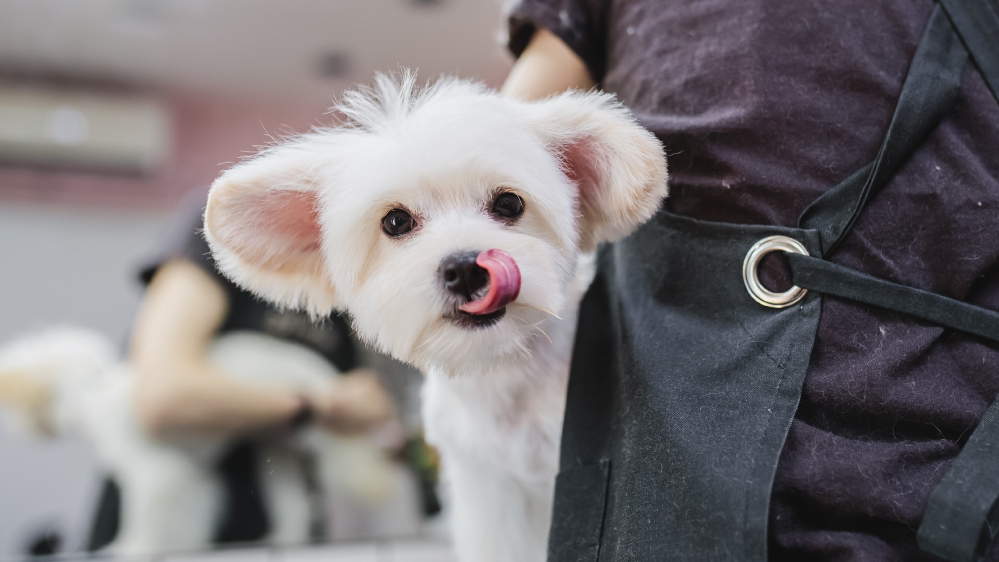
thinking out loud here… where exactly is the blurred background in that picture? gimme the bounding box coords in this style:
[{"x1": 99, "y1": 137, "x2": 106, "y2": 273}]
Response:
[{"x1": 0, "y1": 1, "x2": 513, "y2": 560}]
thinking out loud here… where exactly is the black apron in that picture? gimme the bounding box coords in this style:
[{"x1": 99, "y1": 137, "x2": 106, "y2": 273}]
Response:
[{"x1": 549, "y1": 1, "x2": 999, "y2": 561}]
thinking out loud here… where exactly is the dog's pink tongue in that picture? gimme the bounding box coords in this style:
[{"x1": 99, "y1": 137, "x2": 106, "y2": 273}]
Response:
[{"x1": 459, "y1": 249, "x2": 521, "y2": 315}]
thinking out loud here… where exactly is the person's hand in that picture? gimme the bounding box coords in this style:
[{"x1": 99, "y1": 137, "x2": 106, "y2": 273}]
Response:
[{"x1": 309, "y1": 369, "x2": 395, "y2": 435}]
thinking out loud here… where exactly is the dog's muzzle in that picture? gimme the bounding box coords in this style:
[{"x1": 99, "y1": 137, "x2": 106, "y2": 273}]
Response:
[{"x1": 439, "y1": 250, "x2": 521, "y2": 316}]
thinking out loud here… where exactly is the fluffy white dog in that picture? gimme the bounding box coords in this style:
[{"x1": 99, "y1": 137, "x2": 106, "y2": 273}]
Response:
[
  {"x1": 0, "y1": 328, "x2": 395, "y2": 557},
  {"x1": 203, "y1": 73, "x2": 667, "y2": 562}
]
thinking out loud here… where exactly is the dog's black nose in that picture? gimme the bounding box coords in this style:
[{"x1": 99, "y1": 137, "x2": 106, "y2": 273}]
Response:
[{"x1": 440, "y1": 252, "x2": 489, "y2": 302}]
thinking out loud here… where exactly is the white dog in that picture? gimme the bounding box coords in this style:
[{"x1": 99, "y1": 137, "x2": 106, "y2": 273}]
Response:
[
  {"x1": 0, "y1": 327, "x2": 395, "y2": 557},
  {"x1": 203, "y1": 73, "x2": 667, "y2": 562}
]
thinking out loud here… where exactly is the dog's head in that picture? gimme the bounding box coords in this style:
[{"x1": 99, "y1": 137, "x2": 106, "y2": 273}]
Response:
[
  {"x1": 0, "y1": 327, "x2": 116, "y2": 436},
  {"x1": 205, "y1": 73, "x2": 666, "y2": 375}
]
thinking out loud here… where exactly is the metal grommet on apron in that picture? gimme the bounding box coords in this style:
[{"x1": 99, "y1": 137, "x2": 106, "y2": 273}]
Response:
[
  {"x1": 742, "y1": 236, "x2": 808, "y2": 308},
  {"x1": 548, "y1": 1, "x2": 999, "y2": 561}
]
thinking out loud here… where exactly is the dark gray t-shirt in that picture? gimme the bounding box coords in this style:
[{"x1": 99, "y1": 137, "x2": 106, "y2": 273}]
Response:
[{"x1": 508, "y1": 1, "x2": 999, "y2": 559}]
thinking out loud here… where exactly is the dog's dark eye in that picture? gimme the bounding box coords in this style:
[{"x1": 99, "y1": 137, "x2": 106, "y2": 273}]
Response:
[
  {"x1": 491, "y1": 192, "x2": 525, "y2": 219},
  {"x1": 382, "y1": 209, "x2": 414, "y2": 236}
]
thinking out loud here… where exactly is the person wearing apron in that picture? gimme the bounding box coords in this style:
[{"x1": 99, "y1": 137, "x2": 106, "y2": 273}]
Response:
[{"x1": 503, "y1": 0, "x2": 999, "y2": 560}]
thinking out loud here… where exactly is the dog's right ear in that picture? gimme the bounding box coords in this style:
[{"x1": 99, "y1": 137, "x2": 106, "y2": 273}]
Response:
[{"x1": 205, "y1": 143, "x2": 337, "y2": 314}]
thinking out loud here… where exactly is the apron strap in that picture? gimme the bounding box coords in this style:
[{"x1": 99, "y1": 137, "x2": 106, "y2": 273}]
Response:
[
  {"x1": 797, "y1": 5, "x2": 968, "y2": 256},
  {"x1": 918, "y1": 405, "x2": 999, "y2": 562},
  {"x1": 939, "y1": 0, "x2": 999, "y2": 105},
  {"x1": 786, "y1": 253, "x2": 999, "y2": 343},
  {"x1": 913, "y1": 5, "x2": 999, "y2": 560}
]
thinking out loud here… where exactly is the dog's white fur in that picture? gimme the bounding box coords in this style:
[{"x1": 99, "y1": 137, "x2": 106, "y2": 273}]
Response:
[
  {"x1": 204, "y1": 73, "x2": 667, "y2": 562},
  {"x1": 0, "y1": 328, "x2": 395, "y2": 556}
]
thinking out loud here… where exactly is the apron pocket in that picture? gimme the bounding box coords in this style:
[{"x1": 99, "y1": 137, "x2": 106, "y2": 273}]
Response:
[{"x1": 548, "y1": 459, "x2": 611, "y2": 562}]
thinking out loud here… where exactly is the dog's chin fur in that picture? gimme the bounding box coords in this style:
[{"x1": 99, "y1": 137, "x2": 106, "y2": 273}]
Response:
[
  {"x1": 408, "y1": 305, "x2": 552, "y2": 377},
  {"x1": 204, "y1": 71, "x2": 668, "y2": 562}
]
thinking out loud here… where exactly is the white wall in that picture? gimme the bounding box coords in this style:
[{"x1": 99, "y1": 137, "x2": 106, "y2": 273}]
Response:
[{"x1": 0, "y1": 202, "x2": 171, "y2": 558}]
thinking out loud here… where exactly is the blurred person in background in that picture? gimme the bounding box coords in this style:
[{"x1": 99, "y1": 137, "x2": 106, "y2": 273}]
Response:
[{"x1": 87, "y1": 189, "x2": 399, "y2": 550}]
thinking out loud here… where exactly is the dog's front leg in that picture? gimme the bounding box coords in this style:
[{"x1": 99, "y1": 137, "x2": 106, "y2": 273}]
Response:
[
  {"x1": 445, "y1": 452, "x2": 551, "y2": 562},
  {"x1": 257, "y1": 442, "x2": 312, "y2": 546},
  {"x1": 111, "y1": 452, "x2": 220, "y2": 555}
]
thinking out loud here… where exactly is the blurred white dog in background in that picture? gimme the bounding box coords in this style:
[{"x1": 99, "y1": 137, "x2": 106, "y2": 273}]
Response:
[
  {"x1": 0, "y1": 327, "x2": 397, "y2": 557},
  {"x1": 203, "y1": 72, "x2": 668, "y2": 562}
]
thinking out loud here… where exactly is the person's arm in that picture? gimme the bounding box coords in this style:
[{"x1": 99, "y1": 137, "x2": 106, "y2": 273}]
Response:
[
  {"x1": 131, "y1": 259, "x2": 395, "y2": 437},
  {"x1": 130, "y1": 259, "x2": 304, "y2": 436},
  {"x1": 501, "y1": 28, "x2": 595, "y2": 101}
]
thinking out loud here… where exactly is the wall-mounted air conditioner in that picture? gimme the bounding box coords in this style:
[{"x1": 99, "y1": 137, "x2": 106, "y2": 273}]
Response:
[{"x1": 0, "y1": 85, "x2": 172, "y2": 174}]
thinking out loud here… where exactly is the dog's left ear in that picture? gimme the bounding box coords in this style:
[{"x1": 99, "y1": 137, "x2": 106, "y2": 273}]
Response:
[
  {"x1": 204, "y1": 142, "x2": 338, "y2": 314},
  {"x1": 524, "y1": 91, "x2": 668, "y2": 250}
]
